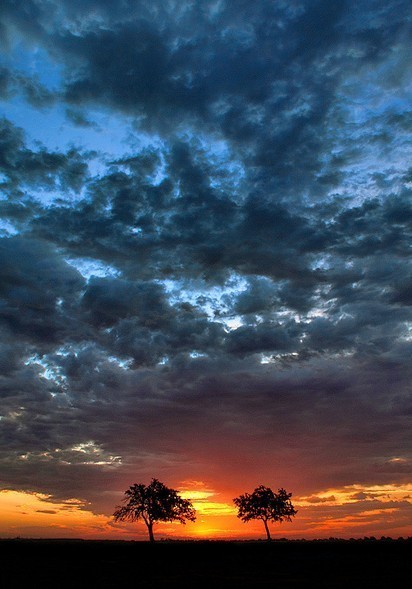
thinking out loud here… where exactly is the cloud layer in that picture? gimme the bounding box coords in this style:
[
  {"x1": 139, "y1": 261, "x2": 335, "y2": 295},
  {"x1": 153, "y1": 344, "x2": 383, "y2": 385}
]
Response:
[{"x1": 0, "y1": 0, "x2": 411, "y2": 537}]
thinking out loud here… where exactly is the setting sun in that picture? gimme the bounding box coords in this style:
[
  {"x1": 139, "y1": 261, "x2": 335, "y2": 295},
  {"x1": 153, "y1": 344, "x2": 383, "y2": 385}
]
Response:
[
  {"x1": 0, "y1": 0, "x2": 410, "y2": 558},
  {"x1": 2, "y1": 479, "x2": 411, "y2": 541}
]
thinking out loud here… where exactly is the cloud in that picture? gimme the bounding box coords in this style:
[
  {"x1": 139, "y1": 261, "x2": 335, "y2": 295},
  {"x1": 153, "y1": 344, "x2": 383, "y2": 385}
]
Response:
[
  {"x1": 0, "y1": 0, "x2": 410, "y2": 538},
  {"x1": 0, "y1": 118, "x2": 89, "y2": 201},
  {"x1": 0, "y1": 66, "x2": 55, "y2": 107}
]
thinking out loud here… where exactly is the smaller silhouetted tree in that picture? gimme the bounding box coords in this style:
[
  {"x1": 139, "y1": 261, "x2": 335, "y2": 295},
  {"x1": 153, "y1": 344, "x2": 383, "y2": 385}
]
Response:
[
  {"x1": 233, "y1": 485, "x2": 297, "y2": 541},
  {"x1": 113, "y1": 478, "x2": 196, "y2": 542}
]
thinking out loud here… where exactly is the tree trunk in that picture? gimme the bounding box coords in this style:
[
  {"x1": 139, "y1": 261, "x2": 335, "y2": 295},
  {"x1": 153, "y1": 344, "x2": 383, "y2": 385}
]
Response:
[
  {"x1": 147, "y1": 522, "x2": 155, "y2": 543},
  {"x1": 263, "y1": 519, "x2": 271, "y2": 541}
]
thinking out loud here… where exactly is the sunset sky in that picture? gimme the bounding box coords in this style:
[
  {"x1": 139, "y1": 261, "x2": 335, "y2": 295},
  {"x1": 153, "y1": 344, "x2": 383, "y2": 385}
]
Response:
[{"x1": 0, "y1": 0, "x2": 411, "y2": 541}]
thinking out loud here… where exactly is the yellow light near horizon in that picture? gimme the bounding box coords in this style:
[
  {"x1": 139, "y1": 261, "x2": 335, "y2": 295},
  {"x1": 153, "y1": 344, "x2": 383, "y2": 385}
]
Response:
[
  {"x1": 0, "y1": 490, "x2": 111, "y2": 538},
  {"x1": 179, "y1": 487, "x2": 237, "y2": 516},
  {"x1": 2, "y1": 481, "x2": 411, "y2": 541},
  {"x1": 296, "y1": 483, "x2": 412, "y2": 507},
  {"x1": 180, "y1": 490, "x2": 215, "y2": 501}
]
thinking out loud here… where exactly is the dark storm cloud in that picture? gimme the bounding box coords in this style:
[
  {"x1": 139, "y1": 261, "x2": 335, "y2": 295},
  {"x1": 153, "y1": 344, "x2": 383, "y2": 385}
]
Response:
[
  {"x1": 28, "y1": 137, "x2": 326, "y2": 288},
  {"x1": 1, "y1": 351, "x2": 410, "y2": 511},
  {"x1": 226, "y1": 322, "x2": 297, "y2": 356},
  {"x1": 1, "y1": 118, "x2": 410, "y2": 361},
  {"x1": 82, "y1": 277, "x2": 173, "y2": 329},
  {"x1": 2, "y1": 0, "x2": 409, "y2": 195},
  {"x1": 0, "y1": 118, "x2": 89, "y2": 197},
  {"x1": 0, "y1": 236, "x2": 85, "y2": 346},
  {"x1": 0, "y1": 0, "x2": 411, "y2": 524},
  {"x1": 45, "y1": 0, "x2": 409, "y2": 201}
]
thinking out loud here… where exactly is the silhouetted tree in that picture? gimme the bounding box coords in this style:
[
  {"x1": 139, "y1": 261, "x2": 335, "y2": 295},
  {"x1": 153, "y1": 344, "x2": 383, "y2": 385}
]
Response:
[
  {"x1": 113, "y1": 478, "x2": 196, "y2": 542},
  {"x1": 233, "y1": 485, "x2": 297, "y2": 541}
]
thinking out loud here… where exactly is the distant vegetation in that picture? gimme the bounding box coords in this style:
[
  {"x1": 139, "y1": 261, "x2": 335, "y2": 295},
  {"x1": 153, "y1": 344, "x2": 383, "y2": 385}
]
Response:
[
  {"x1": 113, "y1": 478, "x2": 196, "y2": 542},
  {"x1": 114, "y1": 479, "x2": 297, "y2": 541},
  {"x1": 233, "y1": 485, "x2": 297, "y2": 541}
]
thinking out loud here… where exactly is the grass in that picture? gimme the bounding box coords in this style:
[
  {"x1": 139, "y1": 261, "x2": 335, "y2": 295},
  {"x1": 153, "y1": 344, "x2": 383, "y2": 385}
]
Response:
[{"x1": 1, "y1": 537, "x2": 410, "y2": 588}]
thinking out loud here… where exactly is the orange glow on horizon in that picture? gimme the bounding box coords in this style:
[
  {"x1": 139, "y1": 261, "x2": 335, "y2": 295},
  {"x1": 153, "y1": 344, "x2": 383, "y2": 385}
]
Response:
[
  {"x1": 0, "y1": 490, "x2": 113, "y2": 539},
  {"x1": 179, "y1": 484, "x2": 237, "y2": 517},
  {"x1": 297, "y1": 483, "x2": 412, "y2": 507},
  {"x1": 1, "y1": 481, "x2": 411, "y2": 540}
]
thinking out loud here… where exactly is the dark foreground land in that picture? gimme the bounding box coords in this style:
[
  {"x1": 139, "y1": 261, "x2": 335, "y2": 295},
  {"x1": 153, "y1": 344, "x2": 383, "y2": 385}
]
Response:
[{"x1": 1, "y1": 537, "x2": 411, "y2": 588}]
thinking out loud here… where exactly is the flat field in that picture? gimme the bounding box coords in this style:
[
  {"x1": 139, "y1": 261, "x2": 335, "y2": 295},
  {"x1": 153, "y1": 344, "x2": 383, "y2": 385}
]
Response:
[{"x1": 1, "y1": 538, "x2": 410, "y2": 588}]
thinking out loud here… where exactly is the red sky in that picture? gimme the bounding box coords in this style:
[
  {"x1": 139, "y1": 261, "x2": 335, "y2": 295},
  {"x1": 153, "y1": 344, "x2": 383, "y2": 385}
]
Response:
[
  {"x1": 2, "y1": 479, "x2": 411, "y2": 541},
  {"x1": 0, "y1": 0, "x2": 411, "y2": 545}
]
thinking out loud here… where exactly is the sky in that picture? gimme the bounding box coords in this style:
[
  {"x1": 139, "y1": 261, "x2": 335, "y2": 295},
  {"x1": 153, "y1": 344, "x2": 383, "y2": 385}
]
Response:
[{"x1": 0, "y1": 0, "x2": 411, "y2": 541}]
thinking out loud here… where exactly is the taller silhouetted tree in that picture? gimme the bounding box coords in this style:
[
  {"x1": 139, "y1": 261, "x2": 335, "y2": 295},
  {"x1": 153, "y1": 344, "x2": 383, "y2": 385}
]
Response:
[
  {"x1": 113, "y1": 478, "x2": 196, "y2": 542},
  {"x1": 233, "y1": 485, "x2": 297, "y2": 541}
]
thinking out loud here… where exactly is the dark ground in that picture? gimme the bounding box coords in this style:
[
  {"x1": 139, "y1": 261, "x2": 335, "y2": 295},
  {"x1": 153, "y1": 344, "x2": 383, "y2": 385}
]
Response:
[{"x1": 1, "y1": 537, "x2": 410, "y2": 588}]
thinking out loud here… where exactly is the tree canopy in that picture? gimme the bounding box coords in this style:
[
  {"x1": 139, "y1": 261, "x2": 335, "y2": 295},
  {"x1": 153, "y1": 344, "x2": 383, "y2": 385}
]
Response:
[
  {"x1": 113, "y1": 478, "x2": 196, "y2": 542},
  {"x1": 233, "y1": 485, "x2": 297, "y2": 541}
]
